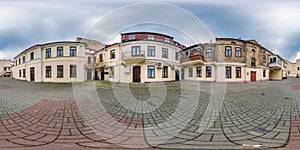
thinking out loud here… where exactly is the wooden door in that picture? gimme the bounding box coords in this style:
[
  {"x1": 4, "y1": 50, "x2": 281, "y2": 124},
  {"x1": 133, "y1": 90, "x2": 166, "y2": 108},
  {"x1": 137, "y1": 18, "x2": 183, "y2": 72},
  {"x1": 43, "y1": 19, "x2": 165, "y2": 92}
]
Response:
[
  {"x1": 133, "y1": 66, "x2": 141, "y2": 82},
  {"x1": 30, "y1": 67, "x2": 35, "y2": 81},
  {"x1": 250, "y1": 71, "x2": 256, "y2": 82}
]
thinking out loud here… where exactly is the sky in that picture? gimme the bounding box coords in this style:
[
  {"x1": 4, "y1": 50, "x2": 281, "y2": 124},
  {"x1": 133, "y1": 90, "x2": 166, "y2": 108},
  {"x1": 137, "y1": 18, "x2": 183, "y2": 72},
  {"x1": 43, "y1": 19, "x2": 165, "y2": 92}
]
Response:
[{"x1": 0, "y1": 0, "x2": 300, "y2": 62}]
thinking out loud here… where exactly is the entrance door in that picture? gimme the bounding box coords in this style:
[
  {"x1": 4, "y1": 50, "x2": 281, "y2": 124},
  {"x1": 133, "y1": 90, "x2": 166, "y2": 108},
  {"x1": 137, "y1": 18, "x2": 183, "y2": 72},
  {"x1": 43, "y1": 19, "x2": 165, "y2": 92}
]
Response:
[
  {"x1": 87, "y1": 70, "x2": 92, "y2": 80},
  {"x1": 30, "y1": 67, "x2": 35, "y2": 81},
  {"x1": 95, "y1": 70, "x2": 98, "y2": 80},
  {"x1": 100, "y1": 67, "x2": 104, "y2": 80},
  {"x1": 250, "y1": 71, "x2": 256, "y2": 82},
  {"x1": 133, "y1": 66, "x2": 141, "y2": 82},
  {"x1": 175, "y1": 70, "x2": 180, "y2": 81}
]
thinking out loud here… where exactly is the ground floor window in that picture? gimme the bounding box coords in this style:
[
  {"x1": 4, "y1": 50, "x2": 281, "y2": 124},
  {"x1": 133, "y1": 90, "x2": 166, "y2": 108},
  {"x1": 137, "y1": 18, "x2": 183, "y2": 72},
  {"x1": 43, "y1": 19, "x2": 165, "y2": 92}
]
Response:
[
  {"x1": 109, "y1": 67, "x2": 114, "y2": 78},
  {"x1": 57, "y1": 65, "x2": 64, "y2": 78},
  {"x1": 189, "y1": 68, "x2": 193, "y2": 77},
  {"x1": 236, "y1": 67, "x2": 241, "y2": 78},
  {"x1": 162, "y1": 66, "x2": 168, "y2": 78},
  {"x1": 46, "y1": 66, "x2": 51, "y2": 78},
  {"x1": 23, "y1": 69, "x2": 25, "y2": 78},
  {"x1": 196, "y1": 67, "x2": 202, "y2": 77},
  {"x1": 263, "y1": 69, "x2": 266, "y2": 77},
  {"x1": 70, "y1": 65, "x2": 77, "y2": 78},
  {"x1": 226, "y1": 67, "x2": 232, "y2": 78},
  {"x1": 148, "y1": 66, "x2": 155, "y2": 78},
  {"x1": 206, "y1": 66, "x2": 212, "y2": 77}
]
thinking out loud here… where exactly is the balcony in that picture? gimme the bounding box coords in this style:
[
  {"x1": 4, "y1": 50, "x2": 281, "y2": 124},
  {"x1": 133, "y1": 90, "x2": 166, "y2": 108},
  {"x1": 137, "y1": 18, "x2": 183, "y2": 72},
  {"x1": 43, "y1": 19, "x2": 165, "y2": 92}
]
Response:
[
  {"x1": 122, "y1": 51, "x2": 146, "y2": 64},
  {"x1": 180, "y1": 52, "x2": 205, "y2": 66},
  {"x1": 268, "y1": 62, "x2": 282, "y2": 69}
]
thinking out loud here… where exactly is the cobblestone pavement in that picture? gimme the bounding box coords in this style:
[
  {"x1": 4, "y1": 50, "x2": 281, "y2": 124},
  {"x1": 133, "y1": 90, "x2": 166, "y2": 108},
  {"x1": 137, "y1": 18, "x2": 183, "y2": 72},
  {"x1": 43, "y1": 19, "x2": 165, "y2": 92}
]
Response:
[{"x1": 0, "y1": 78, "x2": 300, "y2": 149}]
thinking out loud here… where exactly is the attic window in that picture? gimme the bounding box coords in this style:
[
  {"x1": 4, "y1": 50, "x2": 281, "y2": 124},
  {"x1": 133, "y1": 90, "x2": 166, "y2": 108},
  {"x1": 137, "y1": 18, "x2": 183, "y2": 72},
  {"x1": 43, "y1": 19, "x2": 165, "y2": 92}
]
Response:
[
  {"x1": 252, "y1": 49, "x2": 256, "y2": 52},
  {"x1": 231, "y1": 41, "x2": 236, "y2": 44}
]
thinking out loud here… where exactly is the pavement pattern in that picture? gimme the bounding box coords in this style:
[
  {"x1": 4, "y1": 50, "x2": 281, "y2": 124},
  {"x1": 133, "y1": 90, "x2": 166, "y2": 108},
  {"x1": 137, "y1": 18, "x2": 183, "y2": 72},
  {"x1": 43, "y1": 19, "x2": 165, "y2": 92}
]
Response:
[{"x1": 0, "y1": 78, "x2": 300, "y2": 149}]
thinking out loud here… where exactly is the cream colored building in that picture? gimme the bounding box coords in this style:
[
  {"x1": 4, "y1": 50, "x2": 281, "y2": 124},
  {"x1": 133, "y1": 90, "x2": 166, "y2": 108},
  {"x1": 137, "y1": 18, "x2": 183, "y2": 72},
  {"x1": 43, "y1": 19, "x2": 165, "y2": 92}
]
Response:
[
  {"x1": 0, "y1": 59, "x2": 12, "y2": 77},
  {"x1": 12, "y1": 41, "x2": 88, "y2": 82}
]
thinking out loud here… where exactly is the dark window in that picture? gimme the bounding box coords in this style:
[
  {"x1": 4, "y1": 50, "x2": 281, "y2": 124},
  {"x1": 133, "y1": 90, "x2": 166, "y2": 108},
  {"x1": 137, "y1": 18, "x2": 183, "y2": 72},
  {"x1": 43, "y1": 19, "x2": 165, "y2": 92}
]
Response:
[
  {"x1": 46, "y1": 48, "x2": 51, "y2": 58},
  {"x1": 23, "y1": 69, "x2": 25, "y2": 78},
  {"x1": 235, "y1": 47, "x2": 241, "y2": 57},
  {"x1": 110, "y1": 50, "x2": 115, "y2": 59},
  {"x1": 99, "y1": 54, "x2": 103, "y2": 62},
  {"x1": 197, "y1": 67, "x2": 202, "y2": 77},
  {"x1": 70, "y1": 65, "x2": 77, "y2": 78},
  {"x1": 22, "y1": 56, "x2": 25, "y2": 63},
  {"x1": 225, "y1": 46, "x2": 232, "y2": 57},
  {"x1": 132, "y1": 46, "x2": 141, "y2": 57},
  {"x1": 57, "y1": 65, "x2": 63, "y2": 78},
  {"x1": 109, "y1": 67, "x2": 114, "y2": 78},
  {"x1": 226, "y1": 67, "x2": 232, "y2": 78},
  {"x1": 30, "y1": 52, "x2": 34, "y2": 60},
  {"x1": 175, "y1": 52, "x2": 179, "y2": 61},
  {"x1": 162, "y1": 48, "x2": 168, "y2": 58},
  {"x1": 46, "y1": 66, "x2": 51, "y2": 78},
  {"x1": 88, "y1": 57, "x2": 91, "y2": 64},
  {"x1": 206, "y1": 66, "x2": 212, "y2": 77},
  {"x1": 236, "y1": 67, "x2": 241, "y2": 78},
  {"x1": 189, "y1": 68, "x2": 193, "y2": 77},
  {"x1": 263, "y1": 69, "x2": 266, "y2": 77},
  {"x1": 263, "y1": 56, "x2": 266, "y2": 63},
  {"x1": 251, "y1": 58, "x2": 256, "y2": 67},
  {"x1": 148, "y1": 66, "x2": 155, "y2": 78},
  {"x1": 70, "y1": 47, "x2": 77, "y2": 56},
  {"x1": 162, "y1": 66, "x2": 168, "y2": 78},
  {"x1": 206, "y1": 49, "x2": 212, "y2": 58},
  {"x1": 19, "y1": 70, "x2": 21, "y2": 77},
  {"x1": 147, "y1": 46, "x2": 155, "y2": 57},
  {"x1": 270, "y1": 57, "x2": 277, "y2": 63},
  {"x1": 19, "y1": 58, "x2": 21, "y2": 64},
  {"x1": 57, "y1": 47, "x2": 63, "y2": 57}
]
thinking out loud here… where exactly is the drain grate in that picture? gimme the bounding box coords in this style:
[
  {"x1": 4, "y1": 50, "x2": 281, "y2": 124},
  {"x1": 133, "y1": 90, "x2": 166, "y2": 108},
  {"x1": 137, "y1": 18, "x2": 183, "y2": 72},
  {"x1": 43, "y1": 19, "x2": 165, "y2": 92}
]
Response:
[{"x1": 254, "y1": 127, "x2": 269, "y2": 134}]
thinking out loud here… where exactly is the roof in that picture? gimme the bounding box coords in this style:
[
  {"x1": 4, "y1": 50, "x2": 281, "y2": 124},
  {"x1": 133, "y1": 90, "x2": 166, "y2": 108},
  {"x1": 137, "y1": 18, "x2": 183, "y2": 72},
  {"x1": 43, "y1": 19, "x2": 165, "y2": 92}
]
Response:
[{"x1": 121, "y1": 32, "x2": 173, "y2": 39}]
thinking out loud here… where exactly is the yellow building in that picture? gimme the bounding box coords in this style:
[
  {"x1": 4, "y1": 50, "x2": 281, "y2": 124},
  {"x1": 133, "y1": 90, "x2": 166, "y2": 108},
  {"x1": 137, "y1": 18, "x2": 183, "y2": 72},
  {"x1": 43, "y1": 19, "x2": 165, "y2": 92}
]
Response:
[{"x1": 0, "y1": 59, "x2": 12, "y2": 77}]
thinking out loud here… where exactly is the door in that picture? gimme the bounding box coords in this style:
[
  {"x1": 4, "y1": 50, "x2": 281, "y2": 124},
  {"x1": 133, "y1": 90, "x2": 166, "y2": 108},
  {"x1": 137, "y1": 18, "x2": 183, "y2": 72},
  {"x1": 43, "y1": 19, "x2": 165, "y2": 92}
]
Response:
[
  {"x1": 95, "y1": 70, "x2": 99, "y2": 80},
  {"x1": 175, "y1": 70, "x2": 180, "y2": 81},
  {"x1": 30, "y1": 67, "x2": 34, "y2": 81},
  {"x1": 133, "y1": 66, "x2": 141, "y2": 82},
  {"x1": 87, "y1": 70, "x2": 92, "y2": 80},
  {"x1": 250, "y1": 71, "x2": 256, "y2": 82},
  {"x1": 100, "y1": 67, "x2": 104, "y2": 80}
]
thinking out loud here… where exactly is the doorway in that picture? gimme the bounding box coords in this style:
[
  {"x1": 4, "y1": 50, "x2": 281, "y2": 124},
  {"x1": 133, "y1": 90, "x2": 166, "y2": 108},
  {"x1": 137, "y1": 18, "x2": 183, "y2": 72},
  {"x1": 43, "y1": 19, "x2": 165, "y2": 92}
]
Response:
[
  {"x1": 30, "y1": 67, "x2": 35, "y2": 81},
  {"x1": 250, "y1": 71, "x2": 256, "y2": 82},
  {"x1": 175, "y1": 70, "x2": 180, "y2": 81},
  {"x1": 100, "y1": 67, "x2": 104, "y2": 80},
  {"x1": 133, "y1": 66, "x2": 141, "y2": 82}
]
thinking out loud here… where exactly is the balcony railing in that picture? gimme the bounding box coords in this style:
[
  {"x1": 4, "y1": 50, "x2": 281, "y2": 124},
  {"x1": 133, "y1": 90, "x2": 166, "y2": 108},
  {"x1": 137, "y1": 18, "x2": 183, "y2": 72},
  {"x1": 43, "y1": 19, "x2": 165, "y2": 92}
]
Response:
[
  {"x1": 122, "y1": 50, "x2": 146, "y2": 64},
  {"x1": 180, "y1": 52, "x2": 205, "y2": 64}
]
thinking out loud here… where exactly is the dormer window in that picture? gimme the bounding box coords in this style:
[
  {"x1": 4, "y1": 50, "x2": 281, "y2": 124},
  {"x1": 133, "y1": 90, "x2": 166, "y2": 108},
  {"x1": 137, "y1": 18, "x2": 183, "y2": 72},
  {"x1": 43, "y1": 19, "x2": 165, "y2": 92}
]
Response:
[
  {"x1": 164, "y1": 38, "x2": 170, "y2": 43},
  {"x1": 129, "y1": 35, "x2": 135, "y2": 40},
  {"x1": 148, "y1": 35, "x2": 154, "y2": 40}
]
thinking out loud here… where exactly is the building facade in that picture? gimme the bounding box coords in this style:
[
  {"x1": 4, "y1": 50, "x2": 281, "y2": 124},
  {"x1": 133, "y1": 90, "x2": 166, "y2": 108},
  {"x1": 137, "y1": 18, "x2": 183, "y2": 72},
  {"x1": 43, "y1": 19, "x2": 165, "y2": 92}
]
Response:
[{"x1": 0, "y1": 59, "x2": 12, "y2": 77}]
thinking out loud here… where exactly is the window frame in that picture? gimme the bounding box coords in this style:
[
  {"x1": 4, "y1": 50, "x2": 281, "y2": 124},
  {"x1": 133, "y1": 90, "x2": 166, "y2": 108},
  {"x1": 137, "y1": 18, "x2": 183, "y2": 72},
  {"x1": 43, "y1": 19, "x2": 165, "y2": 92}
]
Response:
[
  {"x1": 131, "y1": 46, "x2": 141, "y2": 57},
  {"x1": 205, "y1": 49, "x2": 212, "y2": 58},
  {"x1": 45, "y1": 48, "x2": 51, "y2": 58},
  {"x1": 22, "y1": 69, "x2": 25, "y2": 78},
  {"x1": 251, "y1": 58, "x2": 256, "y2": 67},
  {"x1": 147, "y1": 46, "x2": 155, "y2": 57},
  {"x1": 57, "y1": 65, "x2": 64, "y2": 78},
  {"x1": 162, "y1": 66, "x2": 168, "y2": 78},
  {"x1": 189, "y1": 67, "x2": 193, "y2": 77},
  {"x1": 236, "y1": 67, "x2": 241, "y2": 78},
  {"x1": 147, "y1": 65, "x2": 155, "y2": 78},
  {"x1": 206, "y1": 66, "x2": 212, "y2": 77},
  {"x1": 226, "y1": 66, "x2": 232, "y2": 78},
  {"x1": 162, "y1": 48, "x2": 168, "y2": 58},
  {"x1": 70, "y1": 65, "x2": 77, "y2": 78},
  {"x1": 57, "y1": 47, "x2": 64, "y2": 57},
  {"x1": 30, "y1": 52, "x2": 34, "y2": 60},
  {"x1": 46, "y1": 66, "x2": 51, "y2": 78},
  {"x1": 70, "y1": 46, "x2": 77, "y2": 56},
  {"x1": 235, "y1": 47, "x2": 241, "y2": 57},
  {"x1": 225, "y1": 46, "x2": 232, "y2": 57},
  {"x1": 196, "y1": 67, "x2": 202, "y2": 77}
]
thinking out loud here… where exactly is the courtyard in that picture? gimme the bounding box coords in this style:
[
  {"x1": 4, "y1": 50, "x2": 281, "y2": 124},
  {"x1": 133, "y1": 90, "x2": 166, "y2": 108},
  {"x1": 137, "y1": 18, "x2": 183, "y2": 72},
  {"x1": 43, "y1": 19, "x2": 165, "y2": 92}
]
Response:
[{"x1": 0, "y1": 78, "x2": 300, "y2": 149}]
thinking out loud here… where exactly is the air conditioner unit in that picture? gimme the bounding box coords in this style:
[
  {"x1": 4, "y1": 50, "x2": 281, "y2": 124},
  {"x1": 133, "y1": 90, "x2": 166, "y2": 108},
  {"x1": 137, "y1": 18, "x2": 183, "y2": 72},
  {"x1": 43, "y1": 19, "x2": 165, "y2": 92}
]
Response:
[{"x1": 157, "y1": 61, "x2": 163, "y2": 69}]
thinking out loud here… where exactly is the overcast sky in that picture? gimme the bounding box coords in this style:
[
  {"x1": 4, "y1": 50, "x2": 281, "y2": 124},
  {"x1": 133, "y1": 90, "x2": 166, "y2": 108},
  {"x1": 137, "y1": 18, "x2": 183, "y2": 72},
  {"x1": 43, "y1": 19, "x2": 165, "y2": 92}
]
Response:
[{"x1": 1, "y1": 0, "x2": 300, "y2": 62}]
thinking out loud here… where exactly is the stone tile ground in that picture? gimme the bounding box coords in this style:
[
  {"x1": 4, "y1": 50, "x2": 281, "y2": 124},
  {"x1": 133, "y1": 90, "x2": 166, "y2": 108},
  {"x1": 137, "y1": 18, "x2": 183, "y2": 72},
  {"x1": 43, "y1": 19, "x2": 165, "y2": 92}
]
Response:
[{"x1": 0, "y1": 78, "x2": 300, "y2": 149}]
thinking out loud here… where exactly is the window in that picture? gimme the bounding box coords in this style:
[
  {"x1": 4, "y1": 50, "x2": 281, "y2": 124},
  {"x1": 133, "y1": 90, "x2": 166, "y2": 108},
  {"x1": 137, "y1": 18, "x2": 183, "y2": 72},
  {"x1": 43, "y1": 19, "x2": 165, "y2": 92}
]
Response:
[
  {"x1": 226, "y1": 67, "x2": 232, "y2": 78},
  {"x1": 225, "y1": 46, "x2": 232, "y2": 57},
  {"x1": 109, "y1": 67, "x2": 114, "y2": 78},
  {"x1": 99, "y1": 54, "x2": 103, "y2": 62},
  {"x1": 129, "y1": 35, "x2": 135, "y2": 40},
  {"x1": 270, "y1": 57, "x2": 277, "y2": 63},
  {"x1": 263, "y1": 56, "x2": 266, "y2": 63},
  {"x1": 148, "y1": 66, "x2": 155, "y2": 78},
  {"x1": 22, "y1": 69, "x2": 25, "y2": 78},
  {"x1": 70, "y1": 47, "x2": 77, "y2": 56},
  {"x1": 189, "y1": 68, "x2": 193, "y2": 77},
  {"x1": 57, "y1": 47, "x2": 63, "y2": 57},
  {"x1": 19, "y1": 70, "x2": 21, "y2": 77},
  {"x1": 19, "y1": 58, "x2": 21, "y2": 64},
  {"x1": 46, "y1": 48, "x2": 51, "y2": 58},
  {"x1": 162, "y1": 48, "x2": 168, "y2": 58},
  {"x1": 206, "y1": 66, "x2": 212, "y2": 77},
  {"x1": 147, "y1": 46, "x2": 155, "y2": 57},
  {"x1": 46, "y1": 66, "x2": 51, "y2": 78},
  {"x1": 235, "y1": 47, "x2": 241, "y2": 57},
  {"x1": 236, "y1": 67, "x2": 241, "y2": 78},
  {"x1": 175, "y1": 52, "x2": 179, "y2": 61},
  {"x1": 148, "y1": 35, "x2": 154, "y2": 40},
  {"x1": 197, "y1": 67, "x2": 202, "y2": 77},
  {"x1": 30, "y1": 52, "x2": 34, "y2": 60},
  {"x1": 298, "y1": 67, "x2": 300, "y2": 71},
  {"x1": 57, "y1": 65, "x2": 63, "y2": 78},
  {"x1": 22, "y1": 56, "x2": 25, "y2": 63},
  {"x1": 70, "y1": 65, "x2": 77, "y2": 78},
  {"x1": 132, "y1": 46, "x2": 141, "y2": 57},
  {"x1": 263, "y1": 69, "x2": 266, "y2": 77},
  {"x1": 206, "y1": 49, "x2": 212, "y2": 58},
  {"x1": 93, "y1": 57, "x2": 96, "y2": 64},
  {"x1": 162, "y1": 66, "x2": 168, "y2": 78},
  {"x1": 165, "y1": 38, "x2": 170, "y2": 43},
  {"x1": 88, "y1": 57, "x2": 91, "y2": 64},
  {"x1": 251, "y1": 58, "x2": 256, "y2": 67},
  {"x1": 110, "y1": 50, "x2": 115, "y2": 59}
]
